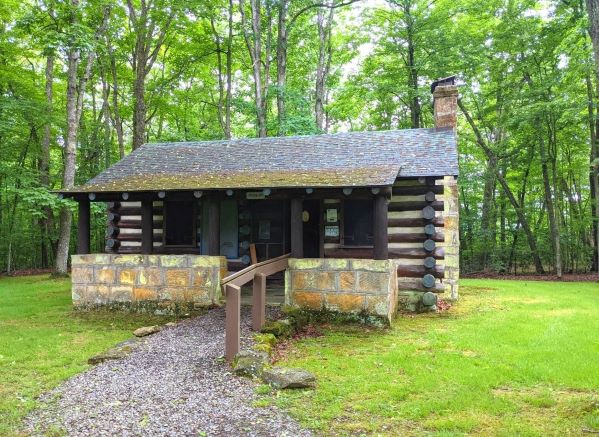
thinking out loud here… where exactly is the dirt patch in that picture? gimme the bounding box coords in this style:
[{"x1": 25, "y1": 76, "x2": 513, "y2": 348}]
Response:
[
  {"x1": 463, "y1": 272, "x2": 599, "y2": 282},
  {"x1": 271, "y1": 324, "x2": 323, "y2": 363},
  {"x1": 1, "y1": 268, "x2": 53, "y2": 277}
]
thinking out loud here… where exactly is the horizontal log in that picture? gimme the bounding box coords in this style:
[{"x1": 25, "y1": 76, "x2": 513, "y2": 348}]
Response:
[
  {"x1": 115, "y1": 219, "x2": 163, "y2": 229},
  {"x1": 388, "y1": 217, "x2": 445, "y2": 228},
  {"x1": 392, "y1": 185, "x2": 444, "y2": 196},
  {"x1": 388, "y1": 200, "x2": 444, "y2": 212},
  {"x1": 389, "y1": 247, "x2": 445, "y2": 259},
  {"x1": 110, "y1": 234, "x2": 163, "y2": 242},
  {"x1": 324, "y1": 247, "x2": 373, "y2": 258},
  {"x1": 388, "y1": 232, "x2": 444, "y2": 243},
  {"x1": 114, "y1": 206, "x2": 163, "y2": 216},
  {"x1": 397, "y1": 265, "x2": 444, "y2": 279},
  {"x1": 397, "y1": 279, "x2": 445, "y2": 293}
]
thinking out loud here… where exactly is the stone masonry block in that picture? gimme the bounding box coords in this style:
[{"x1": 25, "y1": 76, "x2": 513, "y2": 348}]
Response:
[
  {"x1": 71, "y1": 267, "x2": 93, "y2": 284},
  {"x1": 111, "y1": 286, "x2": 133, "y2": 302},
  {"x1": 338, "y1": 271, "x2": 356, "y2": 291},
  {"x1": 288, "y1": 259, "x2": 324, "y2": 270},
  {"x1": 72, "y1": 284, "x2": 86, "y2": 302},
  {"x1": 351, "y1": 259, "x2": 391, "y2": 273},
  {"x1": 357, "y1": 272, "x2": 391, "y2": 294},
  {"x1": 365, "y1": 295, "x2": 389, "y2": 317},
  {"x1": 189, "y1": 256, "x2": 220, "y2": 268},
  {"x1": 323, "y1": 259, "x2": 349, "y2": 270},
  {"x1": 118, "y1": 269, "x2": 137, "y2": 285},
  {"x1": 292, "y1": 271, "x2": 313, "y2": 290},
  {"x1": 137, "y1": 268, "x2": 163, "y2": 286},
  {"x1": 292, "y1": 291, "x2": 324, "y2": 310},
  {"x1": 160, "y1": 256, "x2": 188, "y2": 268},
  {"x1": 133, "y1": 287, "x2": 158, "y2": 301},
  {"x1": 95, "y1": 267, "x2": 116, "y2": 284},
  {"x1": 165, "y1": 269, "x2": 191, "y2": 287},
  {"x1": 112, "y1": 255, "x2": 144, "y2": 266},
  {"x1": 316, "y1": 272, "x2": 335, "y2": 290},
  {"x1": 192, "y1": 270, "x2": 214, "y2": 288},
  {"x1": 326, "y1": 294, "x2": 364, "y2": 313},
  {"x1": 183, "y1": 287, "x2": 211, "y2": 303}
]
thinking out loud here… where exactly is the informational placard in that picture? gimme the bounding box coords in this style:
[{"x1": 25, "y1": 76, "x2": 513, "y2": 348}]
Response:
[
  {"x1": 246, "y1": 191, "x2": 265, "y2": 200},
  {"x1": 326, "y1": 208, "x2": 338, "y2": 223},
  {"x1": 325, "y1": 225, "x2": 339, "y2": 237}
]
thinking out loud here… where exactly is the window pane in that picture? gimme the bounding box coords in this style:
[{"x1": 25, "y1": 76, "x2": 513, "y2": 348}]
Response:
[
  {"x1": 165, "y1": 201, "x2": 195, "y2": 246},
  {"x1": 344, "y1": 199, "x2": 374, "y2": 246}
]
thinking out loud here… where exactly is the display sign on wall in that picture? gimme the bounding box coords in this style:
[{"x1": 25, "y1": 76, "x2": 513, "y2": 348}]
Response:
[
  {"x1": 326, "y1": 208, "x2": 338, "y2": 223},
  {"x1": 325, "y1": 225, "x2": 339, "y2": 237}
]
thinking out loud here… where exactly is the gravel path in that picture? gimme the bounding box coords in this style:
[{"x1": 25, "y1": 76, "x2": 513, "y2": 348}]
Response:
[{"x1": 25, "y1": 308, "x2": 310, "y2": 436}]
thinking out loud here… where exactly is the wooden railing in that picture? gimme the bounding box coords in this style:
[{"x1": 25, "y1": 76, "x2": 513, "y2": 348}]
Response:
[{"x1": 222, "y1": 253, "x2": 291, "y2": 361}]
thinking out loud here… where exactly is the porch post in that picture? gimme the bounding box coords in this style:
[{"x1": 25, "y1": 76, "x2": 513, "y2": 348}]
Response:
[
  {"x1": 373, "y1": 193, "x2": 389, "y2": 260},
  {"x1": 77, "y1": 199, "x2": 90, "y2": 255},
  {"x1": 207, "y1": 199, "x2": 220, "y2": 255},
  {"x1": 290, "y1": 198, "x2": 303, "y2": 258},
  {"x1": 141, "y1": 199, "x2": 153, "y2": 254}
]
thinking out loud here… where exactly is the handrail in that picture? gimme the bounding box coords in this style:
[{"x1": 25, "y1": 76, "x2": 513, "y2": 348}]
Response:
[
  {"x1": 221, "y1": 253, "x2": 290, "y2": 288},
  {"x1": 223, "y1": 252, "x2": 291, "y2": 362}
]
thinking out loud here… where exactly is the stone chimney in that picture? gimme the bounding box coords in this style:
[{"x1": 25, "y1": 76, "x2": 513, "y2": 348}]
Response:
[{"x1": 431, "y1": 76, "x2": 458, "y2": 129}]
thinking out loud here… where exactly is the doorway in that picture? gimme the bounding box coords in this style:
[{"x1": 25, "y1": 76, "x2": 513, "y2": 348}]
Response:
[{"x1": 303, "y1": 199, "x2": 321, "y2": 258}]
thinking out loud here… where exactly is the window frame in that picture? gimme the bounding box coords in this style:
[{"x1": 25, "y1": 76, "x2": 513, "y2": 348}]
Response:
[
  {"x1": 341, "y1": 198, "x2": 375, "y2": 247},
  {"x1": 162, "y1": 200, "x2": 197, "y2": 248}
]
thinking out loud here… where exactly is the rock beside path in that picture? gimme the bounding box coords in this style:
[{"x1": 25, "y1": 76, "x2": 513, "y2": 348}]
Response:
[
  {"x1": 133, "y1": 325, "x2": 161, "y2": 337},
  {"x1": 233, "y1": 350, "x2": 270, "y2": 377},
  {"x1": 262, "y1": 367, "x2": 316, "y2": 389},
  {"x1": 88, "y1": 338, "x2": 141, "y2": 365}
]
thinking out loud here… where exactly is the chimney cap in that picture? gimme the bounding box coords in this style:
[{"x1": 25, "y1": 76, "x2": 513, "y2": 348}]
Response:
[{"x1": 431, "y1": 75, "x2": 457, "y2": 93}]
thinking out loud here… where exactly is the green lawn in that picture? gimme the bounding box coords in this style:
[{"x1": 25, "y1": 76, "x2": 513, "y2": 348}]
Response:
[
  {"x1": 0, "y1": 275, "x2": 175, "y2": 435},
  {"x1": 265, "y1": 279, "x2": 599, "y2": 435}
]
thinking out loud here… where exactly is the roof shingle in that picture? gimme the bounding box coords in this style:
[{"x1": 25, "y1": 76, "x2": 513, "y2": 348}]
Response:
[{"x1": 68, "y1": 128, "x2": 458, "y2": 193}]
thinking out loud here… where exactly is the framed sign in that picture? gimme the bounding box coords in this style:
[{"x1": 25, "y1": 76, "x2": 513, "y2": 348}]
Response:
[
  {"x1": 246, "y1": 191, "x2": 266, "y2": 200},
  {"x1": 326, "y1": 208, "x2": 338, "y2": 223},
  {"x1": 325, "y1": 225, "x2": 339, "y2": 238}
]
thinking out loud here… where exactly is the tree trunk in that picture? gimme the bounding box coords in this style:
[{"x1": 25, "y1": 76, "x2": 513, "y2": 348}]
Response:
[
  {"x1": 40, "y1": 54, "x2": 55, "y2": 267},
  {"x1": 240, "y1": 0, "x2": 268, "y2": 137},
  {"x1": 539, "y1": 128, "x2": 562, "y2": 277},
  {"x1": 55, "y1": 14, "x2": 81, "y2": 275},
  {"x1": 585, "y1": 0, "x2": 599, "y2": 273},
  {"x1": 276, "y1": 0, "x2": 288, "y2": 135},
  {"x1": 479, "y1": 156, "x2": 497, "y2": 270},
  {"x1": 315, "y1": 5, "x2": 334, "y2": 132}
]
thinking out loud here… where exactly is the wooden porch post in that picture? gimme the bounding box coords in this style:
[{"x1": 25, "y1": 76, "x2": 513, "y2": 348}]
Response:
[
  {"x1": 290, "y1": 198, "x2": 303, "y2": 258},
  {"x1": 141, "y1": 199, "x2": 153, "y2": 254},
  {"x1": 207, "y1": 199, "x2": 220, "y2": 256},
  {"x1": 225, "y1": 283, "x2": 240, "y2": 361},
  {"x1": 77, "y1": 199, "x2": 90, "y2": 254},
  {"x1": 252, "y1": 272, "x2": 266, "y2": 331},
  {"x1": 373, "y1": 193, "x2": 389, "y2": 260}
]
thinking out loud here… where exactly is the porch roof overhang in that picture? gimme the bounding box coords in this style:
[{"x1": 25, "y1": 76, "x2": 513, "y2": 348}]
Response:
[{"x1": 59, "y1": 127, "x2": 458, "y2": 197}]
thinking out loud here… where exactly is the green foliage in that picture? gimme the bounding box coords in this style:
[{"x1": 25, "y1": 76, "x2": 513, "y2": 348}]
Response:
[{"x1": 0, "y1": 0, "x2": 596, "y2": 274}]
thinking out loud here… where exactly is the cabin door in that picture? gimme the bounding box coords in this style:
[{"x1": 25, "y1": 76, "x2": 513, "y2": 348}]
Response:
[{"x1": 303, "y1": 199, "x2": 321, "y2": 258}]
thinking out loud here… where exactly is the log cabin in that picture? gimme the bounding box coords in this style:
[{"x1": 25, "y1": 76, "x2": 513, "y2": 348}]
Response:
[{"x1": 60, "y1": 77, "x2": 459, "y2": 322}]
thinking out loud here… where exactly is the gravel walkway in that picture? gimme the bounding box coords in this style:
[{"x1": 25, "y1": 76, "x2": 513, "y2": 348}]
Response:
[{"x1": 25, "y1": 307, "x2": 310, "y2": 436}]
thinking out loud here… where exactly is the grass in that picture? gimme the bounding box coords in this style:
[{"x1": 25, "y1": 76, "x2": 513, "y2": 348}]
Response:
[
  {"x1": 263, "y1": 279, "x2": 599, "y2": 435},
  {"x1": 0, "y1": 274, "x2": 175, "y2": 435}
]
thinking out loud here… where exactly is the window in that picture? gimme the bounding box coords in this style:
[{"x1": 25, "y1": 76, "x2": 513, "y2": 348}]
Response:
[
  {"x1": 343, "y1": 199, "x2": 374, "y2": 246},
  {"x1": 164, "y1": 201, "x2": 195, "y2": 246}
]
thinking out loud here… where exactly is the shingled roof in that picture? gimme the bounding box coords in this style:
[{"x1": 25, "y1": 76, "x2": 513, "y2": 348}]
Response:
[{"x1": 66, "y1": 128, "x2": 458, "y2": 193}]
